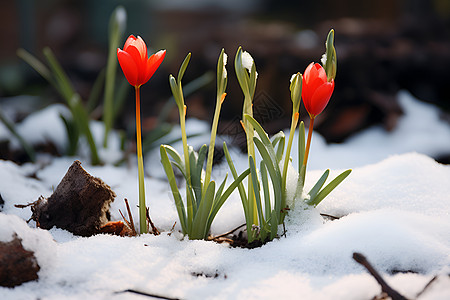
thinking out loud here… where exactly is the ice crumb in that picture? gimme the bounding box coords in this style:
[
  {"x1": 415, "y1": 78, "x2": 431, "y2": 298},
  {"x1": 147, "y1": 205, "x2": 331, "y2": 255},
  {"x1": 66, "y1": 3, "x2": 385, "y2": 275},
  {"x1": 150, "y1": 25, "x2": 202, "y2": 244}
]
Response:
[
  {"x1": 222, "y1": 52, "x2": 228, "y2": 79},
  {"x1": 241, "y1": 51, "x2": 258, "y2": 79},
  {"x1": 321, "y1": 53, "x2": 327, "y2": 66}
]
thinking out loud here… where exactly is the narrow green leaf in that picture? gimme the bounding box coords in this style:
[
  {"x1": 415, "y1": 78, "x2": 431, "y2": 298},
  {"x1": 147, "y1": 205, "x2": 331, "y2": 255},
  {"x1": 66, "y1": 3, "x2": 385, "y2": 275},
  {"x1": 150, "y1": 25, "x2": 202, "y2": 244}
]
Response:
[
  {"x1": 249, "y1": 61, "x2": 257, "y2": 98},
  {"x1": 160, "y1": 145, "x2": 187, "y2": 233},
  {"x1": 86, "y1": 69, "x2": 105, "y2": 113},
  {"x1": 112, "y1": 78, "x2": 130, "y2": 122},
  {"x1": 234, "y1": 46, "x2": 250, "y2": 98},
  {"x1": 249, "y1": 156, "x2": 265, "y2": 227},
  {"x1": 43, "y1": 47, "x2": 76, "y2": 105},
  {"x1": 188, "y1": 148, "x2": 202, "y2": 210},
  {"x1": 196, "y1": 144, "x2": 208, "y2": 175},
  {"x1": 72, "y1": 94, "x2": 100, "y2": 165},
  {"x1": 324, "y1": 29, "x2": 337, "y2": 82},
  {"x1": 142, "y1": 123, "x2": 173, "y2": 153},
  {"x1": 260, "y1": 161, "x2": 271, "y2": 219},
  {"x1": 270, "y1": 209, "x2": 279, "y2": 240},
  {"x1": 0, "y1": 109, "x2": 36, "y2": 162},
  {"x1": 298, "y1": 121, "x2": 305, "y2": 172},
  {"x1": 244, "y1": 114, "x2": 278, "y2": 165},
  {"x1": 216, "y1": 48, "x2": 226, "y2": 95},
  {"x1": 223, "y1": 142, "x2": 248, "y2": 207},
  {"x1": 17, "y1": 48, "x2": 52, "y2": 83},
  {"x1": 207, "y1": 168, "x2": 250, "y2": 232},
  {"x1": 191, "y1": 180, "x2": 215, "y2": 239},
  {"x1": 177, "y1": 53, "x2": 191, "y2": 85},
  {"x1": 271, "y1": 131, "x2": 285, "y2": 162},
  {"x1": 158, "y1": 72, "x2": 214, "y2": 125},
  {"x1": 253, "y1": 137, "x2": 282, "y2": 219},
  {"x1": 169, "y1": 75, "x2": 182, "y2": 110},
  {"x1": 308, "y1": 169, "x2": 351, "y2": 206},
  {"x1": 164, "y1": 145, "x2": 183, "y2": 168},
  {"x1": 103, "y1": 6, "x2": 127, "y2": 147},
  {"x1": 59, "y1": 114, "x2": 79, "y2": 156},
  {"x1": 308, "y1": 169, "x2": 329, "y2": 201},
  {"x1": 213, "y1": 174, "x2": 228, "y2": 206}
]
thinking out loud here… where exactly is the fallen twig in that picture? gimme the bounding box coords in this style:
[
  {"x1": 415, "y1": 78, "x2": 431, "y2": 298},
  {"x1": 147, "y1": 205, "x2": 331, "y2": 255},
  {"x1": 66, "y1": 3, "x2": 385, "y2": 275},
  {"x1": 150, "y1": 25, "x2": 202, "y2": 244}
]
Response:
[
  {"x1": 208, "y1": 223, "x2": 246, "y2": 241},
  {"x1": 115, "y1": 289, "x2": 180, "y2": 300},
  {"x1": 146, "y1": 206, "x2": 160, "y2": 235},
  {"x1": 353, "y1": 252, "x2": 408, "y2": 300},
  {"x1": 320, "y1": 213, "x2": 340, "y2": 220}
]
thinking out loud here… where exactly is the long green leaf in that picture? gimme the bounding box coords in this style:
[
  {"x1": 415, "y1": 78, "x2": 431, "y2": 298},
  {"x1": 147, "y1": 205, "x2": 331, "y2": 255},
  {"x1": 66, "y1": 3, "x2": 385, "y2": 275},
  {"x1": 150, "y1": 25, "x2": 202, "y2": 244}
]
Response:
[
  {"x1": 86, "y1": 69, "x2": 105, "y2": 113},
  {"x1": 308, "y1": 169, "x2": 352, "y2": 206},
  {"x1": 298, "y1": 121, "x2": 305, "y2": 171},
  {"x1": 0, "y1": 109, "x2": 36, "y2": 162},
  {"x1": 253, "y1": 137, "x2": 283, "y2": 219},
  {"x1": 223, "y1": 142, "x2": 248, "y2": 208},
  {"x1": 260, "y1": 161, "x2": 271, "y2": 219},
  {"x1": 142, "y1": 123, "x2": 173, "y2": 152},
  {"x1": 60, "y1": 114, "x2": 79, "y2": 156},
  {"x1": 164, "y1": 145, "x2": 184, "y2": 172},
  {"x1": 17, "y1": 48, "x2": 52, "y2": 83},
  {"x1": 191, "y1": 180, "x2": 215, "y2": 239},
  {"x1": 244, "y1": 114, "x2": 278, "y2": 167},
  {"x1": 207, "y1": 168, "x2": 250, "y2": 232},
  {"x1": 72, "y1": 94, "x2": 100, "y2": 165},
  {"x1": 43, "y1": 47, "x2": 76, "y2": 105},
  {"x1": 234, "y1": 47, "x2": 249, "y2": 98},
  {"x1": 177, "y1": 53, "x2": 191, "y2": 86},
  {"x1": 249, "y1": 156, "x2": 265, "y2": 228},
  {"x1": 103, "y1": 6, "x2": 126, "y2": 147},
  {"x1": 157, "y1": 72, "x2": 214, "y2": 124},
  {"x1": 160, "y1": 145, "x2": 187, "y2": 233},
  {"x1": 308, "y1": 169, "x2": 329, "y2": 201},
  {"x1": 270, "y1": 209, "x2": 279, "y2": 240},
  {"x1": 271, "y1": 131, "x2": 285, "y2": 162},
  {"x1": 213, "y1": 174, "x2": 228, "y2": 206}
]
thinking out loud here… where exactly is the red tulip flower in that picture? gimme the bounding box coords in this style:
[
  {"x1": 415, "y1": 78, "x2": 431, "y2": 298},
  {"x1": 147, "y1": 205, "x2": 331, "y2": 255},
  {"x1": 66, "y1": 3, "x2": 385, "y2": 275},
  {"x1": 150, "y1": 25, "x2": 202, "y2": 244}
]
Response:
[
  {"x1": 117, "y1": 35, "x2": 166, "y2": 234},
  {"x1": 302, "y1": 62, "x2": 335, "y2": 118},
  {"x1": 301, "y1": 62, "x2": 335, "y2": 170},
  {"x1": 117, "y1": 35, "x2": 166, "y2": 87}
]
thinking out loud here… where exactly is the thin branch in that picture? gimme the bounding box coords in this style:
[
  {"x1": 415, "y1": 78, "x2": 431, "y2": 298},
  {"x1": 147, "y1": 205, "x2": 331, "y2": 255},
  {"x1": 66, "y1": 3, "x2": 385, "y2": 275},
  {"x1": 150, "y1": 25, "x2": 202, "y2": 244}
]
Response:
[
  {"x1": 146, "y1": 206, "x2": 160, "y2": 235},
  {"x1": 208, "y1": 223, "x2": 246, "y2": 240},
  {"x1": 115, "y1": 289, "x2": 180, "y2": 300},
  {"x1": 124, "y1": 198, "x2": 136, "y2": 234},
  {"x1": 353, "y1": 252, "x2": 408, "y2": 300}
]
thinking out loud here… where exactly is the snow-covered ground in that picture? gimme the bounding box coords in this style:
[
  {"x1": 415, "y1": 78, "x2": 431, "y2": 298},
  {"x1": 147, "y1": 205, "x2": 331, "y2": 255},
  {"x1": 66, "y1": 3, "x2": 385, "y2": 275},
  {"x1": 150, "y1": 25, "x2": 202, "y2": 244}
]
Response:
[{"x1": 1, "y1": 90, "x2": 450, "y2": 299}]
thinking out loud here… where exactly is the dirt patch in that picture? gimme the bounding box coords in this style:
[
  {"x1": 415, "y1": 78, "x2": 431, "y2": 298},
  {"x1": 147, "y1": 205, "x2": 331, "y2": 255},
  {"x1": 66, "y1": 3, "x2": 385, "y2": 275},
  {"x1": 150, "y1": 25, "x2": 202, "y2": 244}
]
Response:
[
  {"x1": 30, "y1": 160, "x2": 116, "y2": 236},
  {"x1": 0, "y1": 234, "x2": 40, "y2": 287}
]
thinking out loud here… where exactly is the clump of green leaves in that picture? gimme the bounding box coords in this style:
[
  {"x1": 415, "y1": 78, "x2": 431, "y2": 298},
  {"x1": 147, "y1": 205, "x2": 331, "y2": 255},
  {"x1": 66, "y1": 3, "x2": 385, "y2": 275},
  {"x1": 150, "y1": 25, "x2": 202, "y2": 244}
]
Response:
[
  {"x1": 160, "y1": 50, "x2": 249, "y2": 240},
  {"x1": 227, "y1": 34, "x2": 350, "y2": 243}
]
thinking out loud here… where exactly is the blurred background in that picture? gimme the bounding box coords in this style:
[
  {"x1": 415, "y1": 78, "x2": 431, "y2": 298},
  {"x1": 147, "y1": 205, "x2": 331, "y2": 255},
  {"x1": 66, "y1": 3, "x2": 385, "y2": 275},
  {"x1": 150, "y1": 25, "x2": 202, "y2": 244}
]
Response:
[{"x1": 1, "y1": 0, "x2": 450, "y2": 162}]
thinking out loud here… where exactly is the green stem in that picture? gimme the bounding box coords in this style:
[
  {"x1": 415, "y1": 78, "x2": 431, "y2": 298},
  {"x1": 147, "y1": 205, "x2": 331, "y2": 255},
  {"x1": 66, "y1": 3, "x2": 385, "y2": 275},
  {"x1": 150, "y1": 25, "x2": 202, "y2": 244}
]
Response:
[
  {"x1": 243, "y1": 94, "x2": 257, "y2": 240},
  {"x1": 203, "y1": 93, "x2": 224, "y2": 195},
  {"x1": 135, "y1": 86, "x2": 147, "y2": 234},
  {"x1": 302, "y1": 117, "x2": 315, "y2": 186},
  {"x1": 282, "y1": 113, "x2": 299, "y2": 192},
  {"x1": 178, "y1": 95, "x2": 193, "y2": 227}
]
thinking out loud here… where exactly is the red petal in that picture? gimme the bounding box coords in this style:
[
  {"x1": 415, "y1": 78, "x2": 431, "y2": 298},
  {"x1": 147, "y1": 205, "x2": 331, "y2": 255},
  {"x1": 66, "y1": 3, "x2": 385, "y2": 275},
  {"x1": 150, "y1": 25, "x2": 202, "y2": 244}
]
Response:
[
  {"x1": 134, "y1": 36, "x2": 148, "y2": 61},
  {"x1": 143, "y1": 50, "x2": 166, "y2": 84},
  {"x1": 117, "y1": 48, "x2": 138, "y2": 86},
  {"x1": 123, "y1": 35, "x2": 136, "y2": 51},
  {"x1": 303, "y1": 62, "x2": 315, "y2": 85},
  {"x1": 309, "y1": 81, "x2": 335, "y2": 115}
]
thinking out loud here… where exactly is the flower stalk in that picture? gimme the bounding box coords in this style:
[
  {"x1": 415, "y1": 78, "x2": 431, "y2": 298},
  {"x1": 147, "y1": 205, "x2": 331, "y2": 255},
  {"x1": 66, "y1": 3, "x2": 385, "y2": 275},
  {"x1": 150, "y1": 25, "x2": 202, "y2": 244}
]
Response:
[{"x1": 117, "y1": 34, "x2": 166, "y2": 233}]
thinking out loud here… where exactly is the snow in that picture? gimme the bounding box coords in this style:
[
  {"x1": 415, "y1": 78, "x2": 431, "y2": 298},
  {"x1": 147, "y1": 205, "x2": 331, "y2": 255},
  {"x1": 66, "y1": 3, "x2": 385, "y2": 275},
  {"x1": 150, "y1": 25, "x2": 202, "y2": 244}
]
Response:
[{"x1": 1, "y1": 90, "x2": 450, "y2": 299}]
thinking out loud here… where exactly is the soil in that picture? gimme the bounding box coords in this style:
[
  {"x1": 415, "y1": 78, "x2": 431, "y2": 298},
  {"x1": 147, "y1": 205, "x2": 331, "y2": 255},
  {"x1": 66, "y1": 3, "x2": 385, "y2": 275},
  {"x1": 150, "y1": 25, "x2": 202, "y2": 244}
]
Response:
[
  {"x1": 0, "y1": 234, "x2": 40, "y2": 288},
  {"x1": 28, "y1": 160, "x2": 116, "y2": 236}
]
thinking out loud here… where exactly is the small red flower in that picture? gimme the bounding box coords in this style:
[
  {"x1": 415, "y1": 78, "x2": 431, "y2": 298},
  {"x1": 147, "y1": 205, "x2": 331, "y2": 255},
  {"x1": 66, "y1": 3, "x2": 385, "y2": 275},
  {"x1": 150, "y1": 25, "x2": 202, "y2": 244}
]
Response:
[
  {"x1": 302, "y1": 62, "x2": 335, "y2": 117},
  {"x1": 117, "y1": 35, "x2": 166, "y2": 87}
]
